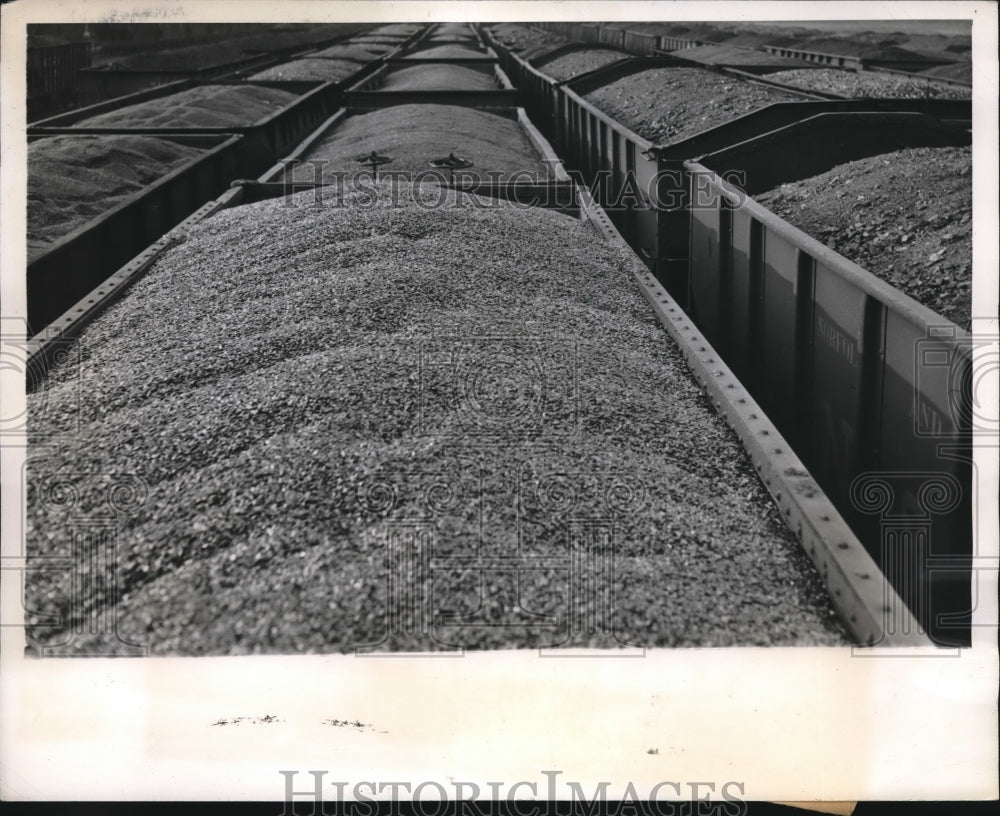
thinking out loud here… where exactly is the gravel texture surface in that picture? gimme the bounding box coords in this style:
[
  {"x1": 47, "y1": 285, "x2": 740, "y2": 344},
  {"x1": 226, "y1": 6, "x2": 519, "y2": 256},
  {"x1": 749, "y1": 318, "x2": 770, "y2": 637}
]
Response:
[
  {"x1": 755, "y1": 147, "x2": 971, "y2": 330},
  {"x1": 27, "y1": 135, "x2": 203, "y2": 259},
  {"x1": 247, "y1": 58, "x2": 365, "y2": 83},
  {"x1": 380, "y1": 64, "x2": 498, "y2": 92},
  {"x1": 338, "y1": 39, "x2": 399, "y2": 52},
  {"x1": 537, "y1": 48, "x2": 629, "y2": 81},
  {"x1": 487, "y1": 23, "x2": 566, "y2": 53},
  {"x1": 584, "y1": 67, "x2": 802, "y2": 145},
  {"x1": 287, "y1": 104, "x2": 548, "y2": 181},
  {"x1": 519, "y1": 42, "x2": 575, "y2": 63},
  {"x1": 309, "y1": 44, "x2": 384, "y2": 61},
  {"x1": 76, "y1": 84, "x2": 299, "y2": 129},
  {"x1": 26, "y1": 181, "x2": 849, "y2": 654},
  {"x1": 763, "y1": 68, "x2": 972, "y2": 99},
  {"x1": 406, "y1": 44, "x2": 487, "y2": 60}
]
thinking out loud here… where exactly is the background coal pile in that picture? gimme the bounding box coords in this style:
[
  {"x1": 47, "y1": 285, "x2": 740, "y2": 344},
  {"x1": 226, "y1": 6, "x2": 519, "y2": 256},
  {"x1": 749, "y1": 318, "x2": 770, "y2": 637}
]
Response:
[
  {"x1": 487, "y1": 23, "x2": 565, "y2": 51},
  {"x1": 756, "y1": 146, "x2": 972, "y2": 330},
  {"x1": 485, "y1": 23, "x2": 581, "y2": 62},
  {"x1": 664, "y1": 43, "x2": 805, "y2": 68},
  {"x1": 26, "y1": 182, "x2": 848, "y2": 654},
  {"x1": 538, "y1": 48, "x2": 629, "y2": 81},
  {"x1": 406, "y1": 44, "x2": 486, "y2": 60},
  {"x1": 248, "y1": 58, "x2": 366, "y2": 83},
  {"x1": 366, "y1": 24, "x2": 423, "y2": 37},
  {"x1": 764, "y1": 68, "x2": 972, "y2": 99},
  {"x1": 75, "y1": 84, "x2": 298, "y2": 128},
  {"x1": 919, "y1": 62, "x2": 972, "y2": 83},
  {"x1": 310, "y1": 44, "x2": 386, "y2": 61},
  {"x1": 380, "y1": 64, "x2": 498, "y2": 91},
  {"x1": 27, "y1": 135, "x2": 204, "y2": 259},
  {"x1": 585, "y1": 67, "x2": 801, "y2": 144},
  {"x1": 286, "y1": 104, "x2": 549, "y2": 180},
  {"x1": 431, "y1": 23, "x2": 476, "y2": 38}
]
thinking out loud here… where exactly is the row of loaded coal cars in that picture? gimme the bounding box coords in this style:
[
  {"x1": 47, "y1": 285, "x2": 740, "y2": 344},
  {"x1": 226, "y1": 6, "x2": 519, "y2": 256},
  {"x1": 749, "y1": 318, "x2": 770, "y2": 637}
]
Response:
[
  {"x1": 495, "y1": 20, "x2": 972, "y2": 86},
  {"x1": 25, "y1": 23, "x2": 874, "y2": 655},
  {"x1": 478, "y1": 23, "x2": 975, "y2": 646},
  {"x1": 25, "y1": 23, "x2": 429, "y2": 333},
  {"x1": 26, "y1": 24, "x2": 385, "y2": 118},
  {"x1": 21, "y1": 22, "x2": 974, "y2": 651}
]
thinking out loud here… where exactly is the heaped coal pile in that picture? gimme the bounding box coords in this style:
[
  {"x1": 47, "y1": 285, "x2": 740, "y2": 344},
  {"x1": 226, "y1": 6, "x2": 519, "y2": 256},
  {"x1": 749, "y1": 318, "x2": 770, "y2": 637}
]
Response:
[
  {"x1": 428, "y1": 23, "x2": 477, "y2": 42},
  {"x1": 75, "y1": 85, "x2": 299, "y2": 128},
  {"x1": 380, "y1": 64, "x2": 497, "y2": 92},
  {"x1": 755, "y1": 146, "x2": 972, "y2": 330},
  {"x1": 538, "y1": 48, "x2": 629, "y2": 81},
  {"x1": 656, "y1": 23, "x2": 735, "y2": 44},
  {"x1": 433, "y1": 23, "x2": 475, "y2": 37},
  {"x1": 309, "y1": 44, "x2": 384, "y2": 61},
  {"x1": 27, "y1": 135, "x2": 204, "y2": 259},
  {"x1": 350, "y1": 37, "x2": 409, "y2": 48},
  {"x1": 286, "y1": 104, "x2": 549, "y2": 181},
  {"x1": 407, "y1": 44, "x2": 486, "y2": 60},
  {"x1": 427, "y1": 34, "x2": 480, "y2": 43},
  {"x1": 487, "y1": 23, "x2": 565, "y2": 53},
  {"x1": 519, "y1": 43, "x2": 567, "y2": 63},
  {"x1": 247, "y1": 58, "x2": 365, "y2": 83},
  {"x1": 367, "y1": 23, "x2": 422, "y2": 37},
  {"x1": 584, "y1": 67, "x2": 802, "y2": 145},
  {"x1": 764, "y1": 68, "x2": 971, "y2": 99},
  {"x1": 328, "y1": 40, "x2": 397, "y2": 55},
  {"x1": 26, "y1": 182, "x2": 849, "y2": 655}
]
